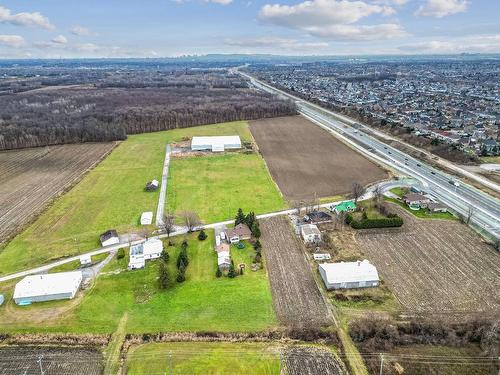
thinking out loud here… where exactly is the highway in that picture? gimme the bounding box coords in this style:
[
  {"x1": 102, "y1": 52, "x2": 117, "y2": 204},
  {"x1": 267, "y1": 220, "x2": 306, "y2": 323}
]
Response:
[{"x1": 239, "y1": 70, "x2": 500, "y2": 240}]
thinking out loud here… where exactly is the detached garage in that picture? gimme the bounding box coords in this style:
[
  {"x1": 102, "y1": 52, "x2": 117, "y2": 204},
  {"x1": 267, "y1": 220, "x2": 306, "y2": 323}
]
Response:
[
  {"x1": 319, "y1": 260, "x2": 379, "y2": 290},
  {"x1": 13, "y1": 271, "x2": 83, "y2": 305},
  {"x1": 191, "y1": 136, "x2": 242, "y2": 152}
]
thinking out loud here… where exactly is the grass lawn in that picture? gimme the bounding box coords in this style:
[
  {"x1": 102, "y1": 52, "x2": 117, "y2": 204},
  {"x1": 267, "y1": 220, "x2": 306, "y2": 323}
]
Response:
[
  {"x1": 167, "y1": 152, "x2": 286, "y2": 223},
  {"x1": 385, "y1": 197, "x2": 457, "y2": 220},
  {"x1": 389, "y1": 187, "x2": 408, "y2": 197},
  {"x1": 479, "y1": 156, "x2": 500, "y2": 164},
  {"x1": 126, "y1": 342, "x2": 281, "y2": 375},
  {"x1": 0, "y1": 121, "x2": 254, "y2": 276},
  {"x1": 0, "y1": 231, "x2": 277, "y2": 334}
]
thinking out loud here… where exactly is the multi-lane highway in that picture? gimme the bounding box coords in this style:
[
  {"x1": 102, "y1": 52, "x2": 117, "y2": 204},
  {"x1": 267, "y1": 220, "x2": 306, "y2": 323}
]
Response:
[{"x1": 238, "y1": 70, "x2": 500, "y2": 240}]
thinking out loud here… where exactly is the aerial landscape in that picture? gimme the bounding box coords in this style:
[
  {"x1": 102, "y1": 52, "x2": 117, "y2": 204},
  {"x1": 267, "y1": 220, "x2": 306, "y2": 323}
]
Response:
[{"x1": 0, "y1": 0, "x2": 499, "y2": 374}]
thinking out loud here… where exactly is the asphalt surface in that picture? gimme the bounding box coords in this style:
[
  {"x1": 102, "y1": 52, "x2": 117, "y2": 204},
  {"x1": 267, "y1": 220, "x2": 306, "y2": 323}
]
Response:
[
  {"x1": 241, "y1": 72, "x2": 500, "y2": 240},
  {"x1": 155, "y1": 144, "x2": 171, "y2": 227}
]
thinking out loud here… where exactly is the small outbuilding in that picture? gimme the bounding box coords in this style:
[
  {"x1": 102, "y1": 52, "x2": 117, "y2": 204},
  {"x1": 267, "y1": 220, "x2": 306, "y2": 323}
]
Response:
[
  {"x1": 79, "y1": 254, "x2": 92, "y2": 267},
  {"x1": 13, "y1": 271, "x2": 83, "y2": 305},
  {"x1": 100, "y1": 229, "x2": 119, "y2": 247},
  {"x1": 140, "y1": 212, "x2": 153, "y2": 225},
  {"x1": 427, "y1": 202, "x2": 448, "y2": 213},
  {"x1": 145, "y1": 179, "x2": 159, "y2": 191},
  {"x1": 319, "y1": 260, "x2": 379, "y2": 290},
  {"x1": 191, "y1": 136, "x2": 242, "y2": 152},
  {"x1": 300, "y1": 224, "x2": 321, "y2": 244},
  {"x1": 217, "y1": 251, "x2": 232, "y2": 270},
  {"x1": 227, "y1": 223, "x2": 252, "y2": 244}
]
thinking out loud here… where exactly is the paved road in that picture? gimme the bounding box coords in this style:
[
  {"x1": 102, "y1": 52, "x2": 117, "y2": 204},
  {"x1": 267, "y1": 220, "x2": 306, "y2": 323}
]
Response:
[
  {"x1": 155, "y1": 144, "x2": 171, "y2": 227},
  {"x1": 239, "y1": 71, "x2": 500, "y2": 240}
]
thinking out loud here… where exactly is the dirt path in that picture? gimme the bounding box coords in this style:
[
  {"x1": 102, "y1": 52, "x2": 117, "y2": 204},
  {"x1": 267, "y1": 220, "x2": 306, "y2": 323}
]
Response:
[{"x1": 104, "y1": 313, "x2": 128, "y2": 375}]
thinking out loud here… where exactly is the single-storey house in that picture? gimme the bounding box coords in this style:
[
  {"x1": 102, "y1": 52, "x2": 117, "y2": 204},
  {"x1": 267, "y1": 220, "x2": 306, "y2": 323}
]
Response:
[
  {"x1": 227, "y1": 223, "x2": 252, "y2": 244},
  {"x1": 403, "y1": 193, "x2": 431, "y2": 208},
  {"x1": 331, "y1": 200, "x2": 356, "y2": 214},
  {"x1": 427, "y1": 202, "x2": 448, "y2": 213},
  {"x1": 304, "y1": 211, "x2": 333, "y2": 224},
  {"x1": 13, "y1": 271, "x2": 83, "y2": 305},
  {"x1": 100, "y1": 229, "x2": 119, "y2": 247},
  {"x1": 128, "y1": 238, "x2": 163, "y2": 270},
  {"x1": 300, "y1": 224, "x2": 321, "y2": 244},
  {"x1": 140, "y1": 211, "x2": 153, "y2": 225},
  {"x1": 191, "y1": 136, "x2": 242, "y2": 152},
  {"x1": 145, "y1": 179, "x2": 159, "y2": 191},
  {"x1": 319, "y1": 260, "x2": 379, "y2": 290},
  {"x1": 217, "y1": 250, "x2": 231, "y2": 270},
  {"x1": 80, "y1": 254, "x2": 92, "y2": 266}
]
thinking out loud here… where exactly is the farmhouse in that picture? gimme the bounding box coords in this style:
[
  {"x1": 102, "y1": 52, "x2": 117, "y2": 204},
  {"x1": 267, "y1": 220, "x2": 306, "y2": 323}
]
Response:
[
  {"x1": 140, "y1": 211, "x2": 153, "y2": 225},
  {"x1": 191, "y1": 136, "x2": 242, "y2": 152},
  {"x1": 227, "y1": 223, "x2": 251, "y2": 244},
  {"x1": 100, "y1": 229, "x2": 119, "y2": 247},
  {"x1": 145, "y1": 179, "x2": 159, "y2": 191},
  {"x1": 318, "y1": 260, "x2": 380, "y2": 290},
  {"x1": 403, "y1": 193, "x2": 431, "y2": 208},
  {"x1": 304, "y1": 211, "x2": 332, "y2": 224},
  {"x1": 300, "y1": 224, "x2": 321, "y2": 244},
  {"x1": 13, "y1": 271, "x2": 83, "y2": 305},
  {"x1": 331, "y1": 200, "x2": 356, "y2": 214},
  {"x1": 128, "y1": 238, "x2": 163, "y2": 270}
]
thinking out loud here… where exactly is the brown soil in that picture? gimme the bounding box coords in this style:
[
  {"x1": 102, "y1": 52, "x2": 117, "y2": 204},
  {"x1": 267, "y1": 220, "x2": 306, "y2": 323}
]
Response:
[
  {"x1": 282, "y1": 346, "x2": 346, "y2": 375},
  {"x1": 249, "y1": 115, "x2": 388, "y2": 200},
  {"x1": 356, "y1": 205, "x2": 500, "y2": 317},
  {"x1": 260, "y1": 216, "x2": 333, "y2": 327}
]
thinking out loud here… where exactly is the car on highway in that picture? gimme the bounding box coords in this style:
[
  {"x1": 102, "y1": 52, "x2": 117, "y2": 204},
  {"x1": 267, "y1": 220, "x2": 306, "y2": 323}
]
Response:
[
  {"x1": 431, "y1": 171, "x2": 436, "y2": 175},
  {"x1": 417, "y1": 163, "x2": 421, "y2": 167}
]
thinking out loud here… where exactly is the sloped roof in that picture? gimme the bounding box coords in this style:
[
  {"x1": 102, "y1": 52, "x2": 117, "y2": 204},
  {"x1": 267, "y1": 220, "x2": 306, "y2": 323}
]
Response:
[
  {"x1": 319, "y1": 260, "x2": 379, "y2": 284},
  {"x1": 333, "y1": 200, "x2": 356, "y2": 212},
  {"x1": 228, "y1": 223, "x2": 251, "y2": 238}
]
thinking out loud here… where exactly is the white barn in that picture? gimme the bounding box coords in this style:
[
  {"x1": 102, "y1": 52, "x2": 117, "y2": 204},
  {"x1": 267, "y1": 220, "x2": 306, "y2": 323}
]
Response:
[
  {"x1": 140, "y1": 211, "x2": 153, "y2": 225},
  {"x1": 319, "y1": 260, "x2": 380, "y2": 290},
  {"x1": 13, "y1": 271, "x2": 83, "y2": 305},
  {"x1": 191, "y1": 136, "x2": 242, "y2": 152},
  {"x1": 128, "y1": 238, "x2": 163, "y2": 270}
]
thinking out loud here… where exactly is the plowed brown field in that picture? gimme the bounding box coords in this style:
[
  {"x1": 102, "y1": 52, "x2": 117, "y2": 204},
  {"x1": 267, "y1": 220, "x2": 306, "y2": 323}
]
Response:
[
  {"x1": 356, "y1": 206, "x2": 500, "y2": 316},
  {"x1": 282, "y1": 346, "x2": 346, "y2": 375},
  {"x1": 0, "y1": 143, "x2": 115, "y2": 244},
  {"x1": 249, "y1": 116, "x2": 387, "y2": 200}
]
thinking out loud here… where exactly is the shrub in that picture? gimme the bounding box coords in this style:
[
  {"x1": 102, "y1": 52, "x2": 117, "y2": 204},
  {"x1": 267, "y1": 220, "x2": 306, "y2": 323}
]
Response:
[
  {"x1": 228, "y1": 261, "x2": 236, "y2": 278},
  {"x1": 198, "y1": 229, "x2": 207, "y2": 241},
  {"x1": 253, "y1": 240, "x2": 262, "y2": 252},
  {"x1": 176, "y1": 267, "x2": 186, "y2": 283},
  {"x1": 160, "y1": 249, "x2": 169, "y2": 262},
  {"x1": 215, "y1": 267, "x2": 222, "y2": 278},
  {"x1": 117, "y1": 248, "x2": 125, "y2": 259},
  {"x1": 350, "y1": 216, "x2": 403, "y2": 229},
  {"x1": 345, "y1": 214, "x2": 353, "y2": 224}
]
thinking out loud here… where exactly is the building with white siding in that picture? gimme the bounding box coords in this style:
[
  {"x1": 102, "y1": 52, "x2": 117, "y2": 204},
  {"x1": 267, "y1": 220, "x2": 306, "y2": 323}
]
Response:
[
  {"x1": 191, "y1": 136, "x2": 242, "y2": 152},
  {"x1": 319, "y1": 260, "x2": 379, "y2": 290}
]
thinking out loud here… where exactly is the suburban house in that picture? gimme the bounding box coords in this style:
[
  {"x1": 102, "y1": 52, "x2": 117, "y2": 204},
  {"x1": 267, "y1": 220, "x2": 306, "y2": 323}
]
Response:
[
  {"x1": 100, "y1": 229, "x2": 119, "y2": 247},
  {"x1": 13, "y1": 271, "x2": 83, "y2": 305},
  {"x1": 140, "y1": 211, "x2": 153, "y2": 225},
  {"x1": 79, "y1": 254, "x2": 92, "y2": 266},
  {"x1": 300, "y1": 224, "x2": 321, "y2": 244},
  {"x1": 191, "y1": 136, "x2": 242, "y2": 152},
  {"x1": 331, "y1": 200, "x2": 356, "y2": 214},
  {"x1": 427, "y1": 202, "x2": 448, "y2": 213},
  {"x1": 128, "y1": 238, "x2": 163, "y2": 270},
  {"x1": 227, "y1": 223, "x2": 252, "y2": 244},
  {"x1": 403, "y1": 193, "x2": 431, "y2": 208},
  {"x1": 304, "y1": 211, "x2": 333, "y2": 224},
  {"x1": 319, "y1": 260, "x2": 380, "y2": 290},
  {"x1": 145, "y1": 179, "x2": 159, "y2": 191}
]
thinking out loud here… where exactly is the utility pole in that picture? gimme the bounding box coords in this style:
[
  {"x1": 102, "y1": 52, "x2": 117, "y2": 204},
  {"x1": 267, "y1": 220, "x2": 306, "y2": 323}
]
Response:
[
  {"x1": 37, "y1": 355, "x2": 45, "y2": 375},
  {"x1": 379, "y1": 354, "x2": 384, "y2": 375}
]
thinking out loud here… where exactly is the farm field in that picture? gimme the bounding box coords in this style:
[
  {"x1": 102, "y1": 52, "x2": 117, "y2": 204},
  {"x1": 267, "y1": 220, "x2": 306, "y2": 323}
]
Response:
[
  {"x1": 356, "y1": 207, "x2": 500, "y2": 315},
  {"x1": 260, "y1": 216, "x2": 333, "y2": 327},
  {"x1": 282, "y1": 346, "x2": 346, "y2": 375},
  {"x1": 0, "y1": 143, "x2": 115, "y2": 244},
  {"x1": 0, "y1": 121, "x2": 253, "y2": 276},
  {"x1": 167, "y1": 152, "x2": 286, "y2": 223},
  {"x1": 0, "y1": 346, "x2": 103, "y2": 375},
  {"x1": 249, "y1": 116, "x2": 387, "y2": 200},
  {"x1": 0, "y1": 231, "x2": 277, "y2": 333}
]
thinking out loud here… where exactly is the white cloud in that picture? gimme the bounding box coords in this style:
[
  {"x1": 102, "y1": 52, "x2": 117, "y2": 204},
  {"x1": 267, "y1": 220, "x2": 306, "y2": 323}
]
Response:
[
  {"x1": 372, "y1": 0, "x2": 408, "y2": 5},
  {"x1": 305, "y1": 23, "x2": 408, "y2": 40},
  {"x1": 415, "y1": 0, "x2": 467, "y2": 18},
  {"x1": 0, "y1": 34, "x2": 25, "y2": 47},
  {"x1": 75, "y1": 43, "x2": 100, "y2": 52},
  {"x1": 0, "y1": 6, "x2": 54, "y2": 30},
  {"x1": 70, "y1": 25, "x2": 91, "y2": 36},
  {"x1": 52, "y1": 35, "x2": 68, "y2": 44},
  {"x1": 398, "y1": 34, "x2": 500, "y2": 53},
  {"x1": 225, "y1": 36, "x2": 328, "y2": 49}
]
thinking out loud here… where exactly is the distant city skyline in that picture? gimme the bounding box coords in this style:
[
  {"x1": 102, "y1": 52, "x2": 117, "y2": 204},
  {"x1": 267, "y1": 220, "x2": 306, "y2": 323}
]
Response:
[{"x1": 0, "y1": 0, "x2": 499, "y2": 58}]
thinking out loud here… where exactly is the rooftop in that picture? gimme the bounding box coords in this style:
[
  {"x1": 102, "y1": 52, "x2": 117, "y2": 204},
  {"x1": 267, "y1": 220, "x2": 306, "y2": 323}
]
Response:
[
  {"x1": 13, "y1": 271, "x2": 82, "y2": 299},
  {"x1": 319, "y1": 260, "x2": 379, "y2": 284}
]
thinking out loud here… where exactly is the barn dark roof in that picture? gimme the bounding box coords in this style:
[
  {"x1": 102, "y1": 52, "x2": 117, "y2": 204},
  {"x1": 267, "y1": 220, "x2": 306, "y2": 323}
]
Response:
[{"x1": 100, "y1": 229, "x2": 118, "y2": 242}]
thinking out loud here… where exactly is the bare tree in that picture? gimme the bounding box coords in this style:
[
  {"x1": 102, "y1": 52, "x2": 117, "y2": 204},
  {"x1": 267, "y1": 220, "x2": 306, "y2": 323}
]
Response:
[
  {"x1": 352, "y1": 182, "x2": 365, "y2": 204},
  {"x1": 373, "y1": 185, "x2": 383, "y2": 206},
  {"x1": 338, "y1": 211, "x2": 347, "y2": 231},
  {"x1": 180, "y1": 210, "x2": 201, "y2": 232},
  {"x1": 291, "y1": 200, "x2": 303, "y2": 216},
  {"x1": 466, "y1": 206, "x2": 475, "y2": 225},
  {"x1": 160, "y1": 211, "x2": 176, "y2": 237}
]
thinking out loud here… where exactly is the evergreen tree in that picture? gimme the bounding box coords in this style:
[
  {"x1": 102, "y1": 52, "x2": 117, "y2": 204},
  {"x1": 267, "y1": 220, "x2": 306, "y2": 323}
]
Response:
[
  {"x1": 198, "y1": 229, "x2": 207, "y2": 241},
  {"x1": 235, "y1": 208, "x2": 246, "y2": 226},
  {"x1": 176, "y1": 267, "x2": 186, "y2": 283},
  {"x1": 228, "y1": 260, "x2": 237, "y2": 278},
  {"x1": 253, "y1": 240, "x2": 262, "y2": 252},
  {"x1": 177, "y1": 247, "x2": 189, "y2": 268},
  {"x1": 216, "y1": 267, "x2": 222, "y2": 278},
  {"x1": 245, "y1": 211, "x2": 256, "y2": 229},
  {"x1": 160, "y1": 249, "x2": 169, "y2": 262},
  {"x1": 158, "y1": 260, "x2": 170, "y2": 289},
  {"x1": 251, "y1": 221, "x2": 261, "y2": 239}
]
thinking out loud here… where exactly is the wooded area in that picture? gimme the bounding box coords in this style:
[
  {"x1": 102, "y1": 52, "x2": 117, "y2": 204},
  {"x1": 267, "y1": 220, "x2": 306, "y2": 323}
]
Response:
[{"x1": 0, "y1": 68, "x2": 296, "y2": 150}]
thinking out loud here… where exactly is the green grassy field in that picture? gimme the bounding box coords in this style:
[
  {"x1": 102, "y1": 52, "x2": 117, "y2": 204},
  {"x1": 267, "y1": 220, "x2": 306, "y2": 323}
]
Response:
[
  {"x1": 126, "y1": 342, "x2": 281, "y2": 375},
  {"x1": 0, "y1": 231, "x2": 277, "y2": 334},
  {"x1": 167, "y1": 152, "x2": 286, "y2": 223},
  {"x1": 0, "y1": 121, "x2": 256, "y2": 276}
]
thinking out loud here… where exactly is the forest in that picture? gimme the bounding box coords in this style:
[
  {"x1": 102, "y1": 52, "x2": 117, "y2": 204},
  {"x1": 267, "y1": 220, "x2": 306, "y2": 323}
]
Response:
[{"x1": 0, "y1": 67, "x2": 296, "y2": 150}]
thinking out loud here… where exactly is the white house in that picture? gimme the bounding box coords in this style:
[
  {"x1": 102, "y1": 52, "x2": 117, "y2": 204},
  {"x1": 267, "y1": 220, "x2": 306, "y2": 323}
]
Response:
[
  {"x1": 140, "y1": 211, "x2": 153, "y2": 225},
  {"x1": 13, "y1": 271, "x2": 83, "y2": 305},
  {"x1": 100, "y1": 229, "x2": 119, "y2": 247},
  {"x1": 318, "y1": 260, "x2": 380, "y2": 290},
  {"x1": 79, "y1": 254, "x2": 92, "y2": 266},
  {"x1": 128, "y1": 238, "x2": 163, "y2": 270},
  {"x1": 191, "y1": 136, "x2": 242, "y2": 152},
  {"x1": 217, "y1": 250, "x2": 231, "y2": 270},
  {"x1": 300, "y1": 224, "x2": 321, "y2": 244}
]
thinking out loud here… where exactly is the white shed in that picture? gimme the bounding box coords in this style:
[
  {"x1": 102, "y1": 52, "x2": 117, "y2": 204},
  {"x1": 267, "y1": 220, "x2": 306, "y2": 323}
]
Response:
[
  {"x1": 13, "y1": 271, "x2": 83, "y2": 305},
  {"x1": 191, "y1": 136, "x2": 242, "y2": 152},
  {"x1": 300, "y1": 224, "x2": 321, "y2": 244},
  {"x1": 80, "y1": 254, "x2": 92, "y2": 266},
  {"x1": 217, "y1": 250, "x2": 231, "y2": 270},
  {"x1": 140, "y1": 211, "x2": 153, "y2": 225},
  {"x1": 319, "y1": 260, "x2": 379, "y2": 290}
]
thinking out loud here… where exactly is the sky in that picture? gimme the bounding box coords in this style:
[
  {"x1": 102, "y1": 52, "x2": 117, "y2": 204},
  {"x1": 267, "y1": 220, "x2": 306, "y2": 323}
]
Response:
[{"x1": 0, "y1": 0, "x2": 499, "y2": 58}]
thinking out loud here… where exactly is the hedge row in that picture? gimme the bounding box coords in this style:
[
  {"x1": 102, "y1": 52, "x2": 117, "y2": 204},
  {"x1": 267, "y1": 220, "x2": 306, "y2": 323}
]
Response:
[{"x1": 347, "y1": 214, "x2": 403, "y2": 229}]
